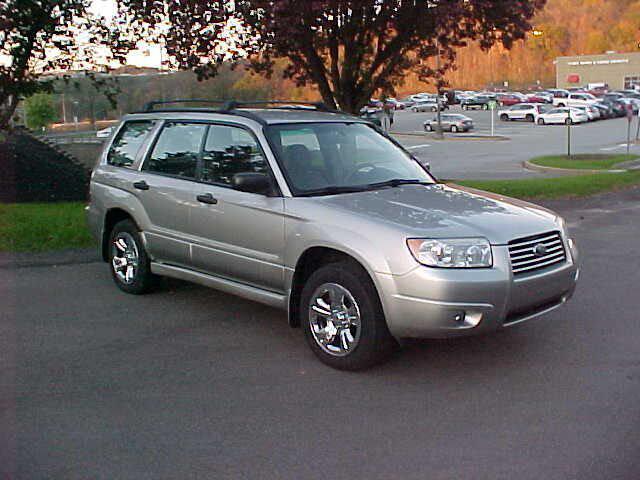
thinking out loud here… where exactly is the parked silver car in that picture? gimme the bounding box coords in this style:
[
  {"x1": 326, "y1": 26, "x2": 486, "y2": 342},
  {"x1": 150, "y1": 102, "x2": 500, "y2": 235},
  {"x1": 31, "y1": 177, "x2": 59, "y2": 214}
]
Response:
[
  {"x1": 424, "y1": 113, "x2": 473, "y2": 132},
  {"x1": 87, "y1": 100, "x2": 579, "y2": 370}
]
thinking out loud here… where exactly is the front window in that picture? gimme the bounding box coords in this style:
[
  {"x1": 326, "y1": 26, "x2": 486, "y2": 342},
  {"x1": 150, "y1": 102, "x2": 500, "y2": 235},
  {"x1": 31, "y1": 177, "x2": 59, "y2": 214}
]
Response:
[{"x1": 265, "y1": 122, "x2": 434, "y2": 195}]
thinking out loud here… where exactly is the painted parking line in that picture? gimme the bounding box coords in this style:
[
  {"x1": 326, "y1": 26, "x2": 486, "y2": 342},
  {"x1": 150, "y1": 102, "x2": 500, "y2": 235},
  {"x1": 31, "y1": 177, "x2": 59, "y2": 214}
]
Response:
[
  {"x1": 406, "y1": 144, "x2": 431, "y2": 150},
  {"x1": 600, "y1": 143, "x2": 635, "y2": 151}
]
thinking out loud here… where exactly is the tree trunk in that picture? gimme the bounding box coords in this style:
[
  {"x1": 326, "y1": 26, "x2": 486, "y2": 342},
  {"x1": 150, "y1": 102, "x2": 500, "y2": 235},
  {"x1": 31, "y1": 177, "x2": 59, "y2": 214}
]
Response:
[{"x1": 0, "y1": 94, "x2": 18, "y2": 131}]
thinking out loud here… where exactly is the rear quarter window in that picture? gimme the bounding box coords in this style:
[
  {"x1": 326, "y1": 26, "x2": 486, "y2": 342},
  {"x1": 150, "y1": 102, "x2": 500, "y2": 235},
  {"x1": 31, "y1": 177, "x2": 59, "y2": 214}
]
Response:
[{"x1": 107, "y1": 121, "x2": 156, "y2": 167}]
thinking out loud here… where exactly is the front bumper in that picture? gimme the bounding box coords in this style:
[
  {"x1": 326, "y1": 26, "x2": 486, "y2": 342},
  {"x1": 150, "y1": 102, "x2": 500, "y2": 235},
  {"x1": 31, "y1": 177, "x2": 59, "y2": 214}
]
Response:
[{"x1": 377, "y1": 241, "x2": 579, "y2": 339}]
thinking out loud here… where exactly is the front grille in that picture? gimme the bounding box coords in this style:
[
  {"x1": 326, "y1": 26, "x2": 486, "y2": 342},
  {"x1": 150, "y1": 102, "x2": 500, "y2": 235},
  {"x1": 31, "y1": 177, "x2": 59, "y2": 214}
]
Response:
[{"x1": 508, "y1": 231, "x2": 566, "y2": 275}]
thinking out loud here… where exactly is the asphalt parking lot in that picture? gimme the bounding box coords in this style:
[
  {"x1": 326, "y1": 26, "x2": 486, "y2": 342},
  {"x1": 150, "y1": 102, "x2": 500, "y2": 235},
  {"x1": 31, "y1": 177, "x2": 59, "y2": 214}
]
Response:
[
  {"x1": 2, "y1": 188, "x2": 640, "y2": 479},
  {"x1": 393, "y1": 106, "x2": 640, "y2": 179}
]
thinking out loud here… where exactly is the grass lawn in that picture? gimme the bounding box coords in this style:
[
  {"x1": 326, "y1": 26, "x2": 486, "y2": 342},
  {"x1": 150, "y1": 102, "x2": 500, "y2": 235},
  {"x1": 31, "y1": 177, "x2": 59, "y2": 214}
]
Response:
[
  {"x1": 529, "y1": 153, "x2": 638, "y2": 170},
  {"x1": 455, "y1": 170, "x2": 640, "y2": 200},
  {"x1": 0, "y1": 202, "x2": 93, "y2": 252}
]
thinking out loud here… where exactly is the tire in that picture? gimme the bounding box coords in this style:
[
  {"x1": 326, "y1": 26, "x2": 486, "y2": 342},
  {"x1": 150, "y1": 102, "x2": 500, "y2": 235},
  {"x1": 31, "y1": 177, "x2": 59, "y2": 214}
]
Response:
[
  {"x1": 565, "y1": 117, "x2": 572, "y2": 125},
  {"x1": 557, "y1": 103, "x2": 565, "y2": 108},
  {"x1": 108, "y1": 219, "x2": 158, "y2": 294},
  {"x1": 451, "y1": 125, "x2": 458, "y2": 133},
  {"x1": 482, "y1": 104, "x2": 488, "y2": 110},
  {"x1": 525, "y1": 114, "x2": 534, "y2": 122},
  {"x1": 537, "y1": 118, "x2": 545, "y2": 125},
  {"x1": 300, "y1": 261, "x2": 397, "y2": 370},
  {"x1": 424, "y1": 124, "x2": 432, "y2": 132},
  {"x1": 500, "y1": 113, "x2": 509, "y2": 121},
  {"x1": 431, "y1": 106, "x2": 438, "y2": 112},
  {"x1": 462, "y1": 105, "x2": 467, "y2": 110}
]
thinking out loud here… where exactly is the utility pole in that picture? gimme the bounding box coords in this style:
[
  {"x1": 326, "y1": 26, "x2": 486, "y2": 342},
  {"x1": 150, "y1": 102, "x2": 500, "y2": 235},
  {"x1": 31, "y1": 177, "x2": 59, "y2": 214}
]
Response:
[{"x1": 435, "y1": 38, "x2": 443, "y2": 139}]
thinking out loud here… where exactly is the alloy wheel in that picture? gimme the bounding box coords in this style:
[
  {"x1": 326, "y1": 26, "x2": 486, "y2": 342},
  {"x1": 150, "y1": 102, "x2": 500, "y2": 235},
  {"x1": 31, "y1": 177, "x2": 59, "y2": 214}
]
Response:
[
  {"x1": 111, "y1": 232, "x2": 139, "y2": 285},
  {"x1": 308, "y1": 283, "x2": 361, "y2": 357}
]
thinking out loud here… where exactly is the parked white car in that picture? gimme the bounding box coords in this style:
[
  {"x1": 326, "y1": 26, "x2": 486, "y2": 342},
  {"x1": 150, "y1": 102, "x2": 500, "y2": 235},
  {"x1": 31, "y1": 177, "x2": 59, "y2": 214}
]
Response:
[
  {"x1": 554, "y1": 92, "x2": 599, "y2": 108},
  {"x1": 537, "y1": 107, "x2": 589, "y2": 125},
  {"x1": 498, "y1": 103, "x2": 550, "y2": 122},
  {"x1": 96, "y1": 126, "x2": 114, "y2": 138},
  {"x1": 573, "y1": 105, "x2": 600, "y2": 121}
]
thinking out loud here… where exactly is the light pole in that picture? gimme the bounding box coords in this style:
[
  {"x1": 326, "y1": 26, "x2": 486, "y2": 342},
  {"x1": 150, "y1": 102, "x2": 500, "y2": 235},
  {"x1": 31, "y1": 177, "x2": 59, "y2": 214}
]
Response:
[
  {"x1": 435, "y1": 38, "x2": 443, "y2": 139},
  {"x1": 532, "y1": 29, "x2": 545, "y2": 87}
]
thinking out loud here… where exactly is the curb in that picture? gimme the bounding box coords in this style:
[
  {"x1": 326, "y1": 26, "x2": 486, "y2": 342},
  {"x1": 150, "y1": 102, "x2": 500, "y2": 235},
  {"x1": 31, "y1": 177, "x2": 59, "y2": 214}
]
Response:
[
  {"x1": 392, "y1": 132, "x2": 510, "y2": 141},
  {"x1": 523, "y1": 160, "x2": 628, "y2": 175},
  {"x1": 0, "y1": 248, "x2": 101, "y2": 269}
]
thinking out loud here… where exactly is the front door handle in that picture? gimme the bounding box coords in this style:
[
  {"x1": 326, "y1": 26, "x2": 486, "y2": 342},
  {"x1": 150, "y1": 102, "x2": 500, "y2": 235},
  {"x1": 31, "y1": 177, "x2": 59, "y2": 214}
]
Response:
[
  {"x1": 196, "y1": 193, "x2": 218, "y2": 205},
  {"x1": 133, "y1": 181, "x2": 149, "y2": 191}
]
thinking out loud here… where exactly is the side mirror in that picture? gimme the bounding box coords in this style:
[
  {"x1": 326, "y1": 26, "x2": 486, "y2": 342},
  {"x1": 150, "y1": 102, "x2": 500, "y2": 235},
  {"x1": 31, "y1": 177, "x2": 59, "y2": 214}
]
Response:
[{"x1": 232, "y1": 172, "x2": 272, "y2": 195}]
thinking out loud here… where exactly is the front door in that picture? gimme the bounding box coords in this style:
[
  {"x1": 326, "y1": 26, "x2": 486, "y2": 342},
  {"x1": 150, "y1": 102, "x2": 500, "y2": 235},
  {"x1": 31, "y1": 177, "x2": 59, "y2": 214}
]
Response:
[{"x1": 187, "y1": 123, "x2": 286, "y2": 293}]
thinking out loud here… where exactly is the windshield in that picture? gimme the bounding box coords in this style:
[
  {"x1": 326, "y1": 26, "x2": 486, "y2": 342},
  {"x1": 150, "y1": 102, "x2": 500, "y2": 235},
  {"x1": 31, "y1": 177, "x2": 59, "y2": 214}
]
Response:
[{"x1": 265, "y1": 122, "x2": 434, "y2": 196}]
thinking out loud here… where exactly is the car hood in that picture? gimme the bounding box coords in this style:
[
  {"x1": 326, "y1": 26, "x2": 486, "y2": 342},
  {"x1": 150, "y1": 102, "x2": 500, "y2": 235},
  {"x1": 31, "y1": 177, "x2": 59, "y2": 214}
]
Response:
[{"x1": 315, "y1": 184, "x2": 561, "y2": 245}]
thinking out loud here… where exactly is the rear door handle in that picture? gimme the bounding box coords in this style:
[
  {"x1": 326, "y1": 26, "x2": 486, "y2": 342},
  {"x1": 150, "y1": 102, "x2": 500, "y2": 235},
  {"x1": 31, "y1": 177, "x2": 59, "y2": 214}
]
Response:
[
  {"x1": 196, "y1": 193, "x2": 218, "y2": 205},
  {"x1": 133, "y1": 181, "x2": 149, "y2": 191}
]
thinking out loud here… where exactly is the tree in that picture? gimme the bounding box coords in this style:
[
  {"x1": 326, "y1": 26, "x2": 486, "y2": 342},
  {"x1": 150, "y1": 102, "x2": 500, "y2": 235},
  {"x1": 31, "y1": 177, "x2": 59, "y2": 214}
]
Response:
[
  {"x1": 0, "y1": 0, "x2": 130, "y2": 130},
  {"x1": 118, "y1": 0, "x2": 545, "y2": 113},
  {"x1": 24, "y1": 92, "x2": 56, "y2": 130}
]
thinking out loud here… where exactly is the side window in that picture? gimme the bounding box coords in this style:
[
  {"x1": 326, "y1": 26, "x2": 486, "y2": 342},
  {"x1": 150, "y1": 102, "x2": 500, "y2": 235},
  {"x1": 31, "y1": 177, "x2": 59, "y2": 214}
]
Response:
[
  {"x1": 143, "y1": 122, "x2": 207, "y2": 179},
  {"x1": 107, "y1": 121, "x2": 155, "y2": 167},
  {"x1": 201, "y1": 125, "x2": 267, "y2": 185}
]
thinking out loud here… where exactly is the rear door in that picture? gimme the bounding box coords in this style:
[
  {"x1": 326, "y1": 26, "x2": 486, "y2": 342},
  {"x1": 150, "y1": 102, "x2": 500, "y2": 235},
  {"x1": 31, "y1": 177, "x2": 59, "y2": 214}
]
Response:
[{"x1": 137, "y1": 121, "x2": 208, "y2": 267}]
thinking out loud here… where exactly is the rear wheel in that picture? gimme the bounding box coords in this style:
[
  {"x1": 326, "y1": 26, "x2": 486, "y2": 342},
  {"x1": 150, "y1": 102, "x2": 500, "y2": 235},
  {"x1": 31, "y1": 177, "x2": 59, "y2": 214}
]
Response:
[
  {"x1": 565, "y1": 117, "x2": 573, "y2": 125},
  {"x1": 482, "y1": 104, "x2": 488, "y2": 110},
  {"x1": 537, "y1": 118, "x2": 545, "y2": 125},
  {"x1": 557, "y1": 103, "x2": 565, "y2": 107},
  {"x1": 108, "y1": 219, "x2": 158, "y2": 294},
  {"x1": 424, "y1": 123, "x2": 433, "y2": 132},
  {"x1": 300, "y1": 262, "x2": 397, "y2": 370},
  {"x1": 451, "y1": 125, "x2": 458, "y2": 133},
  {"x1": 500, "y1": 113, "x2": 509, "y2": 121},
  {"x1": 525, "y1": 114, "x2": 534, "y2": 122}
]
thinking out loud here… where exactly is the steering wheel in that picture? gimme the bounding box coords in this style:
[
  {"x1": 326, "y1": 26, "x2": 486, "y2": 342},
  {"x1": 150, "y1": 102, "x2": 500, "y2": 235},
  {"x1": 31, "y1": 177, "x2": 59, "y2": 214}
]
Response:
[{"x1": 346, "y1": 162, "x2": 379, "y2": 183}]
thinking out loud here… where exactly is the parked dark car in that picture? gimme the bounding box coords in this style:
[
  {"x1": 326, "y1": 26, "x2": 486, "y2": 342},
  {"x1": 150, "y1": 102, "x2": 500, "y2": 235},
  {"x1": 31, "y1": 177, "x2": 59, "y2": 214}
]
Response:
[
  {"x1": 592, "y1": 102, "x2": 614, "y2": 119},
  {"x1": 461, "y1": 95, "x2": 493, "y2": 110},
  {"x1": 600, "y1": 98, "x2": 628, "y2": 117},
  {"x1": 359, "y1": 108, "x2": 382, "y2": 126}
]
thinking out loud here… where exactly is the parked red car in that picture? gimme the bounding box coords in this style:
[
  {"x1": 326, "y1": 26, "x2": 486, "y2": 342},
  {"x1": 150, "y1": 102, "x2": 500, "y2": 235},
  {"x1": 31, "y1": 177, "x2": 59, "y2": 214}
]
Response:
[
  {"x1": 526, "y1": 93, "x2": 553, "y2": 104},
  {"x1": 496, "y1": 93, "x2": 523, "y2": 106}
]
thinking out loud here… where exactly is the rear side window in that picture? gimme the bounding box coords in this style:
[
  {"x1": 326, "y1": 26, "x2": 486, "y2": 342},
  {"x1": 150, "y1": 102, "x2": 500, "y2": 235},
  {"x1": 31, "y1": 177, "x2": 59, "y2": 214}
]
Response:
[
  {"x1": 107, "y1": 121, "x2": 155, "y2": 167},
  {"x1": 143, "y1": 122, "x2": 207, "y2": 179}
]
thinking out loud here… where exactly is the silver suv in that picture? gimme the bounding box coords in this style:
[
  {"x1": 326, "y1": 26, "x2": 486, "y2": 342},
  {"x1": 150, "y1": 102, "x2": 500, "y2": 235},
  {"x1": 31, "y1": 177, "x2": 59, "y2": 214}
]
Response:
[{"x1": 87, "y1": 100, "x2": 579, "y2": 370}]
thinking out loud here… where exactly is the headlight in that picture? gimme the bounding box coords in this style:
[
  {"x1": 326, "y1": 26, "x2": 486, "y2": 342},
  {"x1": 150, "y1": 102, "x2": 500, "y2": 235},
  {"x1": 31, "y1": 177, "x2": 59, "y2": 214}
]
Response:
[
  {"x1": 407, "y1": 238, "x2": 492, "y2": 268},
  {"x1": 557, "y1": 216, "x2": 569, "y2": 238}
]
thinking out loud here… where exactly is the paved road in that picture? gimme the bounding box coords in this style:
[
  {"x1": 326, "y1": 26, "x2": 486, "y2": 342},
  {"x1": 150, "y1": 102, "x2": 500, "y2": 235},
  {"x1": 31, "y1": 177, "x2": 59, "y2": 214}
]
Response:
[
  {"x1": 2, "y1": 190, "x2": 640, "y2": 479},
  {"x1": 393, "y1": 107, "x2": 640, "y2": 179}
]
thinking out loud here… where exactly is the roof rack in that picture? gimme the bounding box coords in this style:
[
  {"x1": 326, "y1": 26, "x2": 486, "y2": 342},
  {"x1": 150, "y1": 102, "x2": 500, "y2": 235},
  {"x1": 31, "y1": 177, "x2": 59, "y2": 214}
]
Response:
[
  {"x1": 142, "y1": 99, "x2": 227, "y2": 112},
  {"x1": 142, "y1": 99, "x2": 332, "y2": 113}
]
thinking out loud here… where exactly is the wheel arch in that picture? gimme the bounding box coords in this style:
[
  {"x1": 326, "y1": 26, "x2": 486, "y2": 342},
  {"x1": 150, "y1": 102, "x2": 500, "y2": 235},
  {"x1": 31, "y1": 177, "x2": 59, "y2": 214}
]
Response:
[
  {"x1": 287, "y1": 246, "x2": 380, "y2": 328},
  {"x1": 101, "y1": 208, "x2": 140, "y2": 261}
]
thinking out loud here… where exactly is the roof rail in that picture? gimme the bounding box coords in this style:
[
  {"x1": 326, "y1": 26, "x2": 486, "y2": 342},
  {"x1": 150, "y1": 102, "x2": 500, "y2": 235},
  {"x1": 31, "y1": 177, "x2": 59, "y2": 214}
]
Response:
[
  {"x1": 221, "y1": 100, "x2": 332, "y2": 111},
  {"x1": 142, "y1": 98, "x2": 332, "y2": 113},
  {"x1": 142, "y1": 99, "x2": 227, "y2": 112}
]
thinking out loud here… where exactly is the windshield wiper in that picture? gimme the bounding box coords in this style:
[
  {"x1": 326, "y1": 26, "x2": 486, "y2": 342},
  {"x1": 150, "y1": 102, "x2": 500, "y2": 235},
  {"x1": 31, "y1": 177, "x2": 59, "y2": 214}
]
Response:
[
  {"x1": 297, "y1": 179, "x2": 433, "y2": 197},
  {"x1": 363, "y1": 178, "x2": 433, "y2": 190},
  {"x1": 297, "y1": 185, "x2": 372, "y2": 197}
]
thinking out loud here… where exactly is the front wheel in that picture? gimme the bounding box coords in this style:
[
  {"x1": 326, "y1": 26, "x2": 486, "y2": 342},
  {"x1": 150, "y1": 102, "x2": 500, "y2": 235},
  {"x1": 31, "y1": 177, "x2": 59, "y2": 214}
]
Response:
[
  {"x1": 451, "y1": 125, "x2": 458, "y2": 133},
  {"x1": 500, "y1": 113, "x2": 509, "y2": 121},
  {"x1": 108, "y1": 219, "x2": 158, "y2": 294},
  {"x1": 424, "y1": 124, "x2": 433, "y2": 132},
  {"x1": 482, "y1": 104, "x2": 488, "y2": 110},
  {"x1": 537, "y1": 118, "x2": 545, "y2": 125},
  {"x1": 300, "y1": 262, "x2": 397, "y2": 370},
  {"x1": 565, "y1": 117, "x2": 573, "y2": 125}
]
